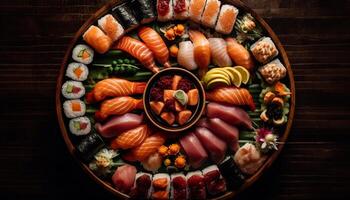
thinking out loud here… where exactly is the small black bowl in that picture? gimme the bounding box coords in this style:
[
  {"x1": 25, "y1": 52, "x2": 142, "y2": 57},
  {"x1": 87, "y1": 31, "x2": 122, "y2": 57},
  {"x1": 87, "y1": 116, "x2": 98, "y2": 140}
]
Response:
[{"x1": 143, "y1": 68, "x2": 206, "y2": 133}]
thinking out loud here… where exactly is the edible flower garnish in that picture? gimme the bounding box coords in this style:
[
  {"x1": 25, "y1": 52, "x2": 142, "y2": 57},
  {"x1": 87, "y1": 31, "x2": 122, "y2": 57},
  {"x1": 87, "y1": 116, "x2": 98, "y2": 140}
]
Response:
[
  {"x1": 255, "y1": 128, "x2": 278, "y2": 153},
  {"x1": 89, "y1": 148, "x2": 119, "y2": 176}
]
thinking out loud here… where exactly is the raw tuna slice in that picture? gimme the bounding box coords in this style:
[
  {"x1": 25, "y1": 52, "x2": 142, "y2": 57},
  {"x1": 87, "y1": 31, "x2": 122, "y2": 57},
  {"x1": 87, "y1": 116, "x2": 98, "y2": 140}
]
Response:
[
  {"x1": 206, "y1": 102, "x2": 253, "y2": 129},
  {"x1": 95, "y1": 113, "x2": 143, "y2": 138},
  {"x1": 194, "y1": 127, "x2": 227, "y2": 163},
  {"x1": 208, "y1": 118, "x2": 240, "y2": 151},
  {"x1": 112, "y1": 164, "x2": 137, "y2": 194},
  {"x1": 179, "y1": 132, "x2": 208, "y2": 169}
]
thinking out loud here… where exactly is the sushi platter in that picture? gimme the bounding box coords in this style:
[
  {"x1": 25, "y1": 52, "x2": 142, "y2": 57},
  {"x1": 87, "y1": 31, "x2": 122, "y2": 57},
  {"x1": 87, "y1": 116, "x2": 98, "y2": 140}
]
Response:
[{"x1": 56, "y1": 0, "x2": 295, "y2": 199}]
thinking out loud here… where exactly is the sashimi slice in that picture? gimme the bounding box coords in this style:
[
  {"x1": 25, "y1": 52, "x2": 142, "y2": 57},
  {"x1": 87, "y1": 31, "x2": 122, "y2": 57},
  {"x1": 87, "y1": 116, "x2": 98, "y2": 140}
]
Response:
[
  {"x1": 179, "y1": 132, "x2": 208, "y2": 169},
  {"x1": 208, "y1": 38, "x2": 232, "y2": 67}
]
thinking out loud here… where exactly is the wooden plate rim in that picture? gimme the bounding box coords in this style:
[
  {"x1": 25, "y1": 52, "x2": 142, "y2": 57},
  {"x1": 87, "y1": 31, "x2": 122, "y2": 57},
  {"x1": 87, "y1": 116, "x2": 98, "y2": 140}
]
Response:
[{"x1": 55, "y1": 0, "x2": 295, "y2": 199}]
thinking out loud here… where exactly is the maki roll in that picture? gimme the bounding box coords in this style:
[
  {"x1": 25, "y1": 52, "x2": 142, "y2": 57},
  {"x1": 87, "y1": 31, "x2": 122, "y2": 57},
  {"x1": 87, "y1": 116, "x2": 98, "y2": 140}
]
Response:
[
  {"x1": 218, "y1": 156, "x2": 245, "y2": 189},
  {"x1": 202, "y1": 165, "x2": 227, "y2": 196},
  {"x1": 83, "y1": 25, "x2": 112, "y2": 54},
  {"x1": 63, "y1": 99, "x2": 86, "y2": 118},
  {"x1": 200, "y1": 0, "x2": 221, "y2": 28},
  {"x1": 76, "y1": 133, "x2": 105, "y2": 162},
  {"x1": 98, "y1": 14, "x2": 125, "y2": 42},
  {"x1": 130, "y1": 172, "x2": 153, "y2": 199},
  {"x1": 171, "y1": 173, "x2": 187, "y2": 200},
  {"x1": 173, "y1": 0, "x2": 190, "y2": 20},
  {"x1": 215, "y1": 4, "x2": 239, "y2": 34},
  {"x1": 157, "y1": 0, "x2": 174, "y2": 22},
  {"x1": 66, "y1": 62, "x2": 89, "y2": 81},
  {"x1": 112, "y1": 2, "x2": 139, "y2": 32},
  {"x1": 72, "y1": 44, "x2": 94, "y2": 64},
  {"x1": 61, "y1": 81, "x2": 85, "y2": 99},
  {"x1": 259, "y1": 59, "x2": 287, "y2": 84},
  {"x1": 186, "y1": 171, "x2": 206, "y2": 200},
  {"x1": 69, "y1": 117, "x2": 91, "y2": 136},
  {"x1": 250, "y1": 37, "x2": 279, "y2": 64},
  {"x1": 152, "y1": 173, "x2": 170, "y2": 200},
  {"x1": 132, "y1": 0, "x2": 156, "y2": 24}
]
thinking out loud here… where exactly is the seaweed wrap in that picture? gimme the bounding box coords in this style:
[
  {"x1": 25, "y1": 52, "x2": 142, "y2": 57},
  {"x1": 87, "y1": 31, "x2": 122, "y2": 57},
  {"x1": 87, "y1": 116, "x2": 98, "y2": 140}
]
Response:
[
  {"x1": 75, "y1": 133, "x2": 105, "y2": 162},
  {"x1": 112, "y1": 2, "x2": 139, "y2": 32},
  {"x1": 131, "y1": 0, "x2": 156, "y2": 24},
  {"x1": 218, "y1": 156, "x2": 245, "y2": 189}
]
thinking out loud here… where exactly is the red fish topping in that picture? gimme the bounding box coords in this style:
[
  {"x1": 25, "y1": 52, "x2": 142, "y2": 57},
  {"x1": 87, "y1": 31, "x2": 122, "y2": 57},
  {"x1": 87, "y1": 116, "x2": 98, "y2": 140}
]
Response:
[
  {"x1": 158, "y1": 0, "x2": 170, "y2": 16},
  {"x1": 174, "y1": 0, "x2": 186, "y2": 13}
]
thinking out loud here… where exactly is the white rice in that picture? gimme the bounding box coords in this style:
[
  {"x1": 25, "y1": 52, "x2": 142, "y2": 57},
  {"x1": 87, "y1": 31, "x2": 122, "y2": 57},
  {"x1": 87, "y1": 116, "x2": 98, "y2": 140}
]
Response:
[
  {"x1": 61, "y1": 81, "x2": 85, "y2": 99},
  {"x1": 63, "y1": 99, "x2": 86, "y2": 118},
  {"x1": 65, "y1": 62, "x2": 89, "y2": 81},
  {"x1": 200, "y1": 0, "x2": 221, "y2": 28},
  {"x1": 185, "y1": 170, "x2": 203, "y2": 180},
  {"x1": 157, "y1": 0, "x2": 174, "y2": 22},
  {"x1": 202, "y1": 165, "x2": 219, "y2": 175},
  {"x1": 72, "y1": 44, "x2": 94, "y2": 64},
  {"x1": 215, "y1": 4, "x2": 239, "y2": 34},
  {"x1": 69, "y1": 117, "x2": 91, "y2": 136},
  {"x1": 152, "y1": 173, "x2": 170, "y2": 194},
  {"x1": 98, "y1": 14, "x2": 125, "y2": 42}
]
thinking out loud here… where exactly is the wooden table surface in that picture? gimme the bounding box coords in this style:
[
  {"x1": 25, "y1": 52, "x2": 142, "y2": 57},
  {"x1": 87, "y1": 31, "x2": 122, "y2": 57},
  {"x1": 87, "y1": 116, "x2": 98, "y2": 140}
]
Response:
[{"x1": 1, "y1": 0, "x2": 350, "y2": 199}]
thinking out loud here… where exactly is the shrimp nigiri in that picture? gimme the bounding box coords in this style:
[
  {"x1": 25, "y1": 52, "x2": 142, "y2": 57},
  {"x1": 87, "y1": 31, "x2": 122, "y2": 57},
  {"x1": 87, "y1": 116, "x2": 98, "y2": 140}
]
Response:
[
  {"x1": 87, "y1": 78, "x2": 146, "y2": 103},
  {"x1": 189, "y1": 30, "x2": 210, "y2": 77},
  {"x1": 226, "y1": 37, "x2": 255, "y2": 71},
  {"x1": 208, "y1": 38, "x2": 232, "y2": 67},
  {"x1": 138, "y1": 27, "x2": 171, "y2": 68},
  {"x1": 206, "y1": 86, "x2": 255, "y2": 111},
  {"x1": 113, "y1": 36, "x2": 160, "y2": 73},
  {"x1": 83, "y1": 25, "x2": 112, "y2": 54},
  {"x1": 177, "y1": 41, "x2": 198, "y2": 71},
  {"x1": 110, "y1": 125, "x2": 150, "y2": 150},
  {"x1": 123, "y1": 133, "x2": 166, "y2": 162},
  {"x1": 95, "y1": 96, "x2": 144, "y2": 121}
]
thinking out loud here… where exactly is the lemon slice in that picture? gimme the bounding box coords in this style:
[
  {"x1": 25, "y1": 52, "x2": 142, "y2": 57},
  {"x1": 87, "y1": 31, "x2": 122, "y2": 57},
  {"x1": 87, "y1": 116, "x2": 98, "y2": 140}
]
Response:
[
  {"x1": 206, "y1": 78, "x2": 230, "y2": 90},
  {"x1": 233, "y1": 66, "x2": 250, "y2": 84},
  {"x1": 223, "y1": 67, "x2": 242, "y2": 87}
]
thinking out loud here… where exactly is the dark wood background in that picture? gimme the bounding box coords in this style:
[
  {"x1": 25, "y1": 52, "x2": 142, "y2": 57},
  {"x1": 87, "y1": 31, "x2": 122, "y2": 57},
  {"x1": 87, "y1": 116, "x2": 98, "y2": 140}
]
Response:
[{"x1": 1, "y1": 0, "x2": 350, "y2": 199}]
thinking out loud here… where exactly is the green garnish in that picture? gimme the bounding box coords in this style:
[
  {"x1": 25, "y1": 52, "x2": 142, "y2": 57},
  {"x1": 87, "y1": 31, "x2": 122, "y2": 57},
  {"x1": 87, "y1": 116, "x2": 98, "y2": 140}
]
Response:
[
  {"x1": 66, "y1": 84, "x2": 73, "y2": 93},
  {"x1": 73, "y1": 121, "x2": 80, "y2": 130},
  {"x1": 173, "y1": 90, "x2": 188, "y2": 106}
]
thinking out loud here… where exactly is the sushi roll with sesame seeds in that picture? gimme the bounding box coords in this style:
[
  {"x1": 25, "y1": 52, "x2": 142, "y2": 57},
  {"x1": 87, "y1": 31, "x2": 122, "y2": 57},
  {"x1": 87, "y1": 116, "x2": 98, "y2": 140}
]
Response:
[
  {"x1": 215, "y1": 4, "x2": 239, "y2": 34},
  {"x1": 72, "y1": 44, "x2": 94, "y2": 64},
  {"x1": 63, "y1": 99, "x2": 86, "y2": 118},
  {"x1": 61, "y1": 81, "x2": 85, "y2": 99},
  {"x1": 69, "y1": 117, "x2": 91, "y2": 136},
  {"x1": 65, "y1": 62, "x2": 89, "y2": 81}
]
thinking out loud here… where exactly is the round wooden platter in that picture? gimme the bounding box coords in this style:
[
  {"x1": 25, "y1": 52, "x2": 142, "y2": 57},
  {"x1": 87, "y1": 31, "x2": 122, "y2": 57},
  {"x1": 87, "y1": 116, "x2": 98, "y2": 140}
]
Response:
[{"x1": 55, "y1": 0, "x2": 295, "y2": 199}]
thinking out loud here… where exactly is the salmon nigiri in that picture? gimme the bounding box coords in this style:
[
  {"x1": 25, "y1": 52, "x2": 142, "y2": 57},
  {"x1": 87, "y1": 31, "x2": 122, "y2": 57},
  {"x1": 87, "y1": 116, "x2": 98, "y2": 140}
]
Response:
[
  {"x1": 123, "y1": 133, "x2": 166, "y2": 162},
  {"x1": 83, "y1": 25, "x2": 112, "y2": 54},
  {"x1": 189, "y1": 30, "x2": 210, "y2": 77},
  {"x1": 95, "y1": 97, "x2": 144, "y2": 121},
  {"x1": 111, "y1": 125, "x2": 150, "y2": 150},
  {"x1": 177, "y1": 41, "x2": 198, "y2": 71},
  {"x1": 206, "y1": 86, "x2": 255, "y2": 111},
  {"x1": 208, "y1": 38, "x2": 232, "y2": 67},
  {"x1": 88, "y1": 78, "x2": 146, "y2": 103},
  {"x1": 113, "y1": 36, "x2": 160, "y2": 73},
  {"x1": 226, "y1": 37, "x2": 255, "y2": 71},
  {"x1": 138, "y1": 27, "x2": 171, "y2": 68},
  {"x1": 189, "y1": 0, "x2": 207, "y2": 23},
  {"x1": 200, "y1": 0, "x2": 221, "y2": 28}
]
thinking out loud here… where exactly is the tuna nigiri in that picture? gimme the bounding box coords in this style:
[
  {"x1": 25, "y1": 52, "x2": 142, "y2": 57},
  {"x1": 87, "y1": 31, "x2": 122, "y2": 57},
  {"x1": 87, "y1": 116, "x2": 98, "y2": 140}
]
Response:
[
  {"x1": 113, "y1": 36, "x2": 160, "y2": 73},
  {"x1": 88, "y1": 78, "x2": 146, "y2": 103},
  {"x1": 208, "y1": 38, "x2": 232, "y2": 67},
  {"x1": 226, "y1": 37, "x2": 254, "y2": 71},
  {"x1": 173, "y1": 0, "x2": 190, "y2": 20},
  {"x1": 177, "y1": 41, "x2": 198, "y2": 70},
  {"x1": 189, "y1": 0, "x2": 207, "y2": 23},
  {"x1": 215, "y1": 4, "x2": 239, "y2": 34},
  {"x1": 95, "y1": 113, "x2": 144, "y2": 138},
  {"x1": 112, "y1": 164, "x2": 137, "y2": 194},
  {"x1": 189, "y1": 30, "x2": 210, "y2": 77},
  {"x1": 206, "y1": 86, "x2": 255, "y2": 111},
  {"x1": 124, "y1": 133, "x2": 166, "y2": 162},
  {"x1": 157, "y1": 0, "x2": 174, "y2": 21},
  {"x1": 83, "y1": 25, "x2": 112, "y2": 54},
  {"x1": 200, "y1": 0, "x2": 221, "y2": 28},
  {"x1": 138, "y1": 27, "x2": 171, "y2": 68},
  {"x1": 111, "y1": 125, "x2": 150, "y2": 150},
  {"x1": 95, "y1": 97, "x2": 143, "y2": 121}
]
